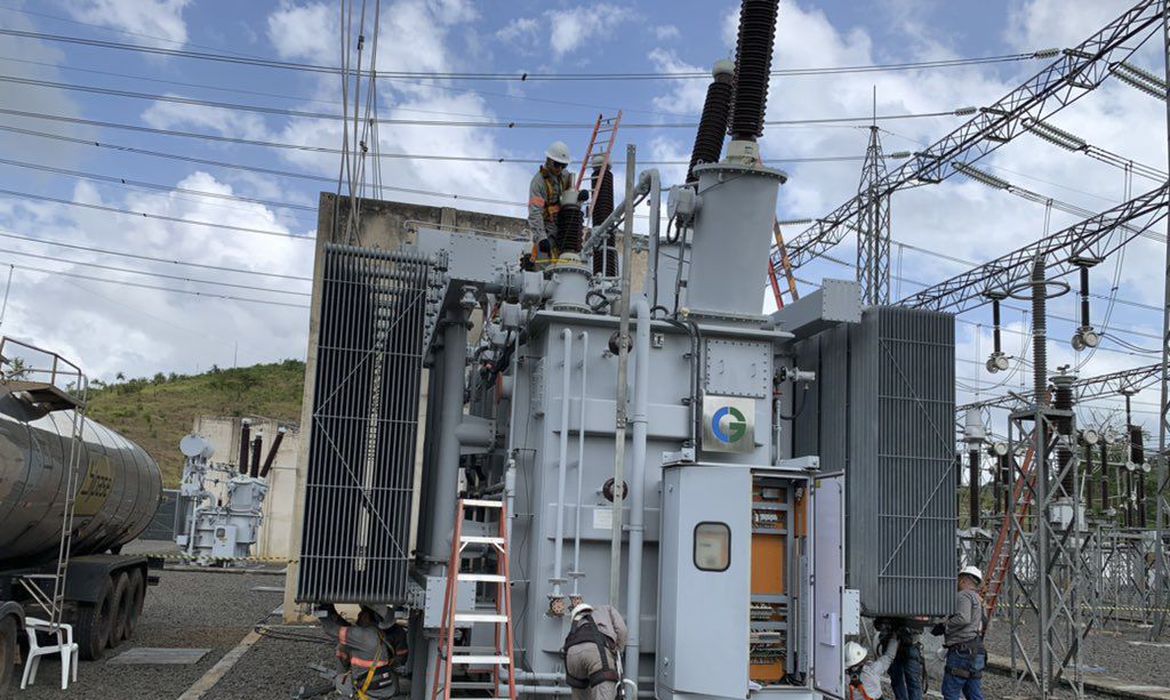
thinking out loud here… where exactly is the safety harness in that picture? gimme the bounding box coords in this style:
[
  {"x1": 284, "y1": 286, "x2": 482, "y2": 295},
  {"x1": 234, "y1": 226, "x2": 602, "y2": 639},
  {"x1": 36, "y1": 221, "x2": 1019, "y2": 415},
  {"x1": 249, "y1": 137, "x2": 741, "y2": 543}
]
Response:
[
  {"x1": 944, "y1": 606, "x2": 988, "y2": 681},
  {"x1": 847, "y1": 670, "x2": 876, "y2": 700},
  {"x1": 562, "y1": 615, "x2": 621, "y2": 689},
  {"x1": 539, "y1": 166, "x2": 569, "y2": 223},
  {"x1": 339, "y1": 627, "x2": 398, "y2": 699}
]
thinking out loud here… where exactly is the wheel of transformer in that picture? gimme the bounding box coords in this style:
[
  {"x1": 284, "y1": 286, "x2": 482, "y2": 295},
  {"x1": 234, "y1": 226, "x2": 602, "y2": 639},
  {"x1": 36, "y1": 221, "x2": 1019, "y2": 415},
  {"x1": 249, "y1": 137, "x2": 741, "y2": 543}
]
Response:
[
  {"x1": 122, "y1": 568, "x2": 145, "y2": 641},
  {"x1": 75, "y1": 579, "x2": 114, "y2": 660},
  {"x1": 109, "y1": 572, "x2": 131, "y2": 648},
  {"x1": 0, "y1": 615, "x2": 16, "y2": 695}
]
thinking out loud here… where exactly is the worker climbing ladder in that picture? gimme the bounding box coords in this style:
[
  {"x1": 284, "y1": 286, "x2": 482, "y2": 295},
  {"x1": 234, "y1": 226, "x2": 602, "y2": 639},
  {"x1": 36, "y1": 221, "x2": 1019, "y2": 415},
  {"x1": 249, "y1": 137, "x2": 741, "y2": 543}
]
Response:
[
  {"x1": 2, "y1": 338, "x2": 89, "y2": 628},
  {"x1": 982, "y1": 445, "x2": 1040, "y2": 624},
  {"x1": 576, "y1": 112, "x2": 623, "y2": 221},
  {"x1": 431, "y1": 498, "x2": 519, "y2": 700},
  {"x1": 768, "y1": 221, "x2": 800, "y2": 309}
]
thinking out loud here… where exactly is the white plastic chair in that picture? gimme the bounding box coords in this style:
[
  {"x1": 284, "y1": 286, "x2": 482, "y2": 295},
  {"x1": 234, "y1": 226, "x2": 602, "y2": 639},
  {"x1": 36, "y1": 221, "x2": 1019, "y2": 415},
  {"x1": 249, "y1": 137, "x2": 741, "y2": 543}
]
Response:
[{"x1": 20, "y1": 617, "x2": 78, "y2": 690}]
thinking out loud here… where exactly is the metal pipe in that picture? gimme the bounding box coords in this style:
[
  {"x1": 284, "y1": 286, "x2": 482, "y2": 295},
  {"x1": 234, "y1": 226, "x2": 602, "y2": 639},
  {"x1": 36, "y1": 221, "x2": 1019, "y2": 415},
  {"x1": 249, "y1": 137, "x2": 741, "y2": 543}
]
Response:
[
  {"x1": 609, "y1": 145, "x2": 636, "y2": 606},
  {"x1": 552, "y1": 329, "x2": 574, "y2": 598},
  {"x1": 623, "y1": 295, "x2": 651, "y2": 684},
  {"x1": 644, "y1": 170, "x2": 661, "y2": 310},
  {"x1": 572, "y1": 331, "x2": 589, "y2": 595},
  {"x1": 426, "y1": 308, "x2": 469, "y2": 569},
  {"x1": 582, "y1": 170, "x2": 654, "y2": 254}
]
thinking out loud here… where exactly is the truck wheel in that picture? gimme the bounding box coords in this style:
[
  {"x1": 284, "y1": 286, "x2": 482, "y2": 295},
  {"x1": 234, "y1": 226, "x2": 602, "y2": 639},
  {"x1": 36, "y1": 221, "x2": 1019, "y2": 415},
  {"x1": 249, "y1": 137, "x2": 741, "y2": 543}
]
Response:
[
  {"x1": 109, "y1": 572, "x2": 131, "y2": 647},
  {"x1": 0, "y1": 615, "x2": 16, "y2": 695},
  {"x1": 75, "y1": 581, "x2": 114, "y2": 660},
  {"x1": 123, "y1": 569, "x2": 145, "y2": 641}
]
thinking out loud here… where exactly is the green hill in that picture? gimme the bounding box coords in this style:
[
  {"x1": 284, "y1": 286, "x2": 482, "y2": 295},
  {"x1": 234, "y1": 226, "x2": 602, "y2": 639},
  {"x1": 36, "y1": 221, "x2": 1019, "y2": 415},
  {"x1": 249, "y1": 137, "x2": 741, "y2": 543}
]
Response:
[{"x1": 85, "y1": 360, "x2": 306, "y2": 487}]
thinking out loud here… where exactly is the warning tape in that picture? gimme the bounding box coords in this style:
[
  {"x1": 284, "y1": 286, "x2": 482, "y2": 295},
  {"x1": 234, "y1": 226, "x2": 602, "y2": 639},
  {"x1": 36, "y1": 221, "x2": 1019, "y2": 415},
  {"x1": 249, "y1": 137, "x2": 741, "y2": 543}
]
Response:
[
  {"x1": 140, "y1": 551, "x2": 293, "y2": 564},
  {"x1": 997, "y1": 603, "x2": 1170, "y2": 614}
]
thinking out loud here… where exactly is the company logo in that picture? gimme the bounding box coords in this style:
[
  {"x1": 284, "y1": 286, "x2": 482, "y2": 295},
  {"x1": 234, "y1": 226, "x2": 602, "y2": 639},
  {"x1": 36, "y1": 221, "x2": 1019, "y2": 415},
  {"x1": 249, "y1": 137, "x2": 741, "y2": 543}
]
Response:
[{"x1": 711, "y1": 406, "x2": 747, "y2": 444}]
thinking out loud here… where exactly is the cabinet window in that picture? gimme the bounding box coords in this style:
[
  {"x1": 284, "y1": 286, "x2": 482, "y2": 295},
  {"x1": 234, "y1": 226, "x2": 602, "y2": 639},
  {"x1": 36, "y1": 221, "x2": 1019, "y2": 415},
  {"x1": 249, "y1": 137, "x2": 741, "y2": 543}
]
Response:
[{"x1": 693, "y1": 522, "x2": 731, "y2": 572}]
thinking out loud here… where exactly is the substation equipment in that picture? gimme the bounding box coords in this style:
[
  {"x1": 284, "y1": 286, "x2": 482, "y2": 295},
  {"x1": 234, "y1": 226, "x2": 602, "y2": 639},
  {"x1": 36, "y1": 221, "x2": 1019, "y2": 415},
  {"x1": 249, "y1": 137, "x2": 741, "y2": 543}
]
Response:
[{"x1": 293, "y1": 1, "x2": 957, "y2": 697}]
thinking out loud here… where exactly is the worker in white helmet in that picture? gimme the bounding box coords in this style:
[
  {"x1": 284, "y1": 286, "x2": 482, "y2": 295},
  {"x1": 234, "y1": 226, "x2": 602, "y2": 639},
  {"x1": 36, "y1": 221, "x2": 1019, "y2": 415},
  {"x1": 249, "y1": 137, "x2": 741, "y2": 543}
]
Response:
[
  {"x1": 562, "y1": 602, "x2": 627, "y2": 700},
  {"x1": 844, "y1": 637, "x2": 899, "y2": 699},
  {"x1": 930, "y1": 565, "x2": 986, "y2": 700},
  {"x1": 527, "y1": 141, "x2": 575, "y2": 260}
]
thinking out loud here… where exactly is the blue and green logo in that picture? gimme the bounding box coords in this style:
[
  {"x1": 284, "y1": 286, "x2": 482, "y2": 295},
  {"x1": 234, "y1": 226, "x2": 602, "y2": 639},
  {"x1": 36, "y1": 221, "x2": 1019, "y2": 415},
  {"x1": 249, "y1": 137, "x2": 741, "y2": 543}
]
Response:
[{"x1": 711, "y1": 406, "x2": 747, "y2": 444}]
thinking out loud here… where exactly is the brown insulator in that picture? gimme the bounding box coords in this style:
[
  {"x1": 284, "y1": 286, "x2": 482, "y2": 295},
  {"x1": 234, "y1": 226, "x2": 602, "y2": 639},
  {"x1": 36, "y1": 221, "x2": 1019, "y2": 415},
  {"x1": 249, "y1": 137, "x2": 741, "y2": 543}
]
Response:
[
  {"x1": 250, "y1": 434, "x2": 263, "y2": 478},
  {"x1": 259, "y1": 428, "x2": 286, "y2": 479},
  {"x1": 238, "y1": 421, "x2": 251, "y2": 474},
  {"x1": 590, "y1": 164, "x2": 618, "y2": 276},
  {"x1": 1051, "y1": 374, "x2": 1076, "y2": 497},
  {"x1": 1031, "y1": 255, "x2": 1048, "y2": 407},
  {"x1": 729, "y1": 0, "x2": 780, "y2": 141},
  {"x1": 556, "y1": 203, "x2": 584, "y2": 254},
  {"x1": 688, "y1": 61, "x2": 734, "y2": 181}
]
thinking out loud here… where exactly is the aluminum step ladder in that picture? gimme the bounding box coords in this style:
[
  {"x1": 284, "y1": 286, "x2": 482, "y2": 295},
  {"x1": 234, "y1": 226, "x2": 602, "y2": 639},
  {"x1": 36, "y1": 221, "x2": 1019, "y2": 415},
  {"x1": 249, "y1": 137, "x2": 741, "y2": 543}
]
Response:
[
  {"x1": 575, "y1": 112, "x2": 623, "y2": 221},
  {"x1": 431, "y1": 498, "x2": 518, "y2": 700},
  {"x1": 768, "y1": 221, "x2": 800, "y2": 309}
]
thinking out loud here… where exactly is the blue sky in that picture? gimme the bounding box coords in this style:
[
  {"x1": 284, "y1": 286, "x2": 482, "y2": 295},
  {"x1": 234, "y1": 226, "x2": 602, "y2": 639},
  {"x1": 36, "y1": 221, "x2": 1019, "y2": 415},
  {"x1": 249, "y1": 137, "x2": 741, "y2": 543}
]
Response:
[{"x1": 0, "y1": 0, "x2": 1167, "y2": 438}]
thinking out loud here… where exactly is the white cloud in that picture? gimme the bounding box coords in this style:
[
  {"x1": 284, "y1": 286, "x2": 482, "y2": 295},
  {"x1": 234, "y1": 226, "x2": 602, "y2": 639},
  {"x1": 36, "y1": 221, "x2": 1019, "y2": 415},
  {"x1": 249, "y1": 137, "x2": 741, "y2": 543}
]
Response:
[
  {"x1": 548, "y1": 4, "x2": 635, "y2": 57},
  {"x1": 654, "y1": 24, "x2": 681, "y2": 41},
  {"x1": 496, "y1": 17, "x2": 540, "y2": 43},
  {"x1": 266, "y1": 1, "x2": 338, "y2": 60},
  {"x1": 58, "y1": 0, "x2": 192, "y2": 47}
]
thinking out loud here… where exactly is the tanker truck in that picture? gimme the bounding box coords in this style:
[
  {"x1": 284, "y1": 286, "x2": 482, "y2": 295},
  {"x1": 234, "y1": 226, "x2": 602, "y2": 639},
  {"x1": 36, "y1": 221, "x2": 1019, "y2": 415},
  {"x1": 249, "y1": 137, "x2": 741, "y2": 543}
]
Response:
[{"x1": 0, "y1": 340, "x2": 163, "y2": 691}]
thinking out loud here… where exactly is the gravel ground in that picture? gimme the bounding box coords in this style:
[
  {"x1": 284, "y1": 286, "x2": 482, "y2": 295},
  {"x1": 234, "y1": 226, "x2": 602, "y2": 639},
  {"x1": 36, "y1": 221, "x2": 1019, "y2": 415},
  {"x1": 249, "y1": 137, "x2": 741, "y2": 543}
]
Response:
[
  {"x1": 16, "y1": 565, "x2": 285, "y2": 700},
  {"x1": 204, "y1": 627, "x2": 339, "y2": 700}
]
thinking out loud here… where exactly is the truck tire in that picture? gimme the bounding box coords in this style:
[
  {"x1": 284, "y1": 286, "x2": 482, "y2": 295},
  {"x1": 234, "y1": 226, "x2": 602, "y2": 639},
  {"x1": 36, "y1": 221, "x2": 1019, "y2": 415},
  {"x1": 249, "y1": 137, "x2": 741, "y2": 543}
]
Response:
[
  {"x1": 0, "y1": 615, "x2": 16, "y2": 696},
  {"x1": 109, "y1": 572, "x2": 131, "y2": 647},
  {"x1": 123, "y1": 568, "x2": 145, "y2": 640},
  {"x1": 75, "y1": 580, "x2": 114, "y2": 660}
]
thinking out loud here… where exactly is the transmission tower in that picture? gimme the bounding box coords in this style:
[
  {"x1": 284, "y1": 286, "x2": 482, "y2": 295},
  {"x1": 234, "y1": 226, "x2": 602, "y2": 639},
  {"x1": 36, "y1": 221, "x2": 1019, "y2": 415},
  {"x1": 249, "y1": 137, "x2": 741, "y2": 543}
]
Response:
[{"x1": 856, "y1": 125, "x2": 891, "y2": 305}]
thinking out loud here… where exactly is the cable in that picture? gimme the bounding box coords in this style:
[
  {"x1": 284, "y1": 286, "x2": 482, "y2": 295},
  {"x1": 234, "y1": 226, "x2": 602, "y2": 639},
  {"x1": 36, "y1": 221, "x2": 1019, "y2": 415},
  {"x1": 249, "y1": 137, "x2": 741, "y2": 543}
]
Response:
[
  {"x1": 0, "y1": 259, "x2": 309, "y2": 308},
  {"x1": 0, "y1": 246, "x2": 310, "y2": 297},
  {"x1": 0, "y1": 187, "x2": 312, "y2": 242},
  {"x1": 0, "y1": 73, "x2": 970, "y2": 128},
  {"x1": 0, "y1": 230, "x2": 311, "y2": 281},
  {"x1": 0, "y1": 108, "x2": 877, "y2": 166},
  {"x1": 0, "y1": 28, "x2": 1050, "y2": 80}
]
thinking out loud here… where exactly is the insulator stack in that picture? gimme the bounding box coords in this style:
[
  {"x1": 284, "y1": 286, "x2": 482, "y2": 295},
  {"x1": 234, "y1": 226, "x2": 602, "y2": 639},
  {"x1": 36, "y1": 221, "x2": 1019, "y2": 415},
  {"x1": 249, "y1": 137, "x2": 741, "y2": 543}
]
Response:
[
  {"x1": 1031, "y1": 255, "x2": 1048, "y2": 407},
  {"x1": 729, "y1": 0, "x2": 780, "y2": 141},
  {"x1": 590, "y1": 165, "x2": 618, "y2": 276},
  {"x1": 556, "y1": 204, "x2": 584, "y2": 255},
  {"x1": 688, "y1": 61, "x2": 734, "y2": 181},
  {"x1": 1052, "y1": 374, "x2": 1075, "y2": 496}
]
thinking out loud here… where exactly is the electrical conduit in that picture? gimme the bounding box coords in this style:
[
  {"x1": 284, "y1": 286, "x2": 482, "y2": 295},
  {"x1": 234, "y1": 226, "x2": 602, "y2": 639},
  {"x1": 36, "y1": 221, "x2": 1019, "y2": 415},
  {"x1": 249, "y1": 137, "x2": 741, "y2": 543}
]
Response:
[
  {"x1": 572, "y1": 330, "x2": 589, "y2": 595},
  {"x1": 623, "y1": 295, "x2": 651, "y2": 685},
  {"x1": 552, "y1": 329, "x2": 573, "y2": 598}
]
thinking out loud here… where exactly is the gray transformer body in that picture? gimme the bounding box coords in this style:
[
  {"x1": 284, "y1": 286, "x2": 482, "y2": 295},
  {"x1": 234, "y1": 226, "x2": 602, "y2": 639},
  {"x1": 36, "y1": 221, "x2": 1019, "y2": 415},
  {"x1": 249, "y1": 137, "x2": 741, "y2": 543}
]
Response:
[{"x1": 0, "y1": 397, "x2": 163, "y2": 566}]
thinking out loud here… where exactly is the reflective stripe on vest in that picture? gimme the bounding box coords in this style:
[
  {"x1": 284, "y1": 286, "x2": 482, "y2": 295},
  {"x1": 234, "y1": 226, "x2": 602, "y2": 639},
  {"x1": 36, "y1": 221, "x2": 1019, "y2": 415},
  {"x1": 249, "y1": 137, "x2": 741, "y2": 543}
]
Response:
[{"x1": 541, "y1": 167, "x2": 564, "y2": 221}]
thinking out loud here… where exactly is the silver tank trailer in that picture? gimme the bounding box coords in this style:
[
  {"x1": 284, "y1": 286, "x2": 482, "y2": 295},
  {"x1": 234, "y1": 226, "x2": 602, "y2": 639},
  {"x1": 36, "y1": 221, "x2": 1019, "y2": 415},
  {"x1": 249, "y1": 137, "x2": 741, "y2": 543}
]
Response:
[{"x1": 0, "y1": 395, "x2": 163, "y2": 565}]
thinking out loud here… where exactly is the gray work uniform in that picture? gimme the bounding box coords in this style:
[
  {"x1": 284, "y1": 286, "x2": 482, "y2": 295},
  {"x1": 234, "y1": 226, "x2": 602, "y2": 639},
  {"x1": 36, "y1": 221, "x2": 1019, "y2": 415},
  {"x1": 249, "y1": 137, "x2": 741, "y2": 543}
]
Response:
[
  {"x1": 528, "y1": 166, "x2": 574, "y2": 248},
  {"x1": 944, "y1": 589, "x2": 983, "y2": 646},
  {"x1": 848, "y1": 639, "x2": 898, "y2": 700},
  {"x1": 321, "y1": 612, "x2": 407, "y2": 698},
  {"x1": 564, "y1": 605, "x2": 628, "y2": 700}
]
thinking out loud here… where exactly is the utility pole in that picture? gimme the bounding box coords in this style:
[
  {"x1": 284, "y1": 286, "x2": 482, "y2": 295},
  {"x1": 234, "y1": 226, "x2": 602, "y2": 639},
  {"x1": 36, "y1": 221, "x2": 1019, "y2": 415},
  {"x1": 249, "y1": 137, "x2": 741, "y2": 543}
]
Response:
[
  {"x1": 856, "y1": 90, "x2": 891, "y2": 306},
  {"x1": 1151, "y1": 6, "x2": 1170, "y2": 640}
]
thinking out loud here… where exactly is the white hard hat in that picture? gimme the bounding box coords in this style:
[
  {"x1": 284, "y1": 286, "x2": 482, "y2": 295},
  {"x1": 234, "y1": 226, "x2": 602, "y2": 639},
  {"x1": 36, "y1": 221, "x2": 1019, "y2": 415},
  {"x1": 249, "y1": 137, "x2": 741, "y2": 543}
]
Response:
[
  {"x1": 960, "y1": 565, "x2": 983, "y2": 583},
  {"x1": 569, "y1": 603, "x2": 594, "y2": 621},
  {"x1": 546, "y1": 141, "x2": 572, "y2": 165},
  {"x1": 844, "y1": 641, "x2": 868, "y2": 669}
]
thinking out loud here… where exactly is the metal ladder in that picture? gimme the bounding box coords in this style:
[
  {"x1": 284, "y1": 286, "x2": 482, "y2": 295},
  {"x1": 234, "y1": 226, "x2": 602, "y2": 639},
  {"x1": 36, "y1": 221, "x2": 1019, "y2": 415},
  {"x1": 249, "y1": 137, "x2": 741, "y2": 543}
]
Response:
[
  {"x1": 575, "y1": 112, "x2": 623, "y2": 219},
  {"x1": 431, "y1": 498, "x2": 518, "y2": 700},
  {"x1": 982, "y1": 445, "x2": 1039, "y2": 624},
  {"x1": 2, "y1": 338, "x2": 88, "y2": 628},
  {"x1": 768, "y1": 221, "x2": 800, "y2": 309}
]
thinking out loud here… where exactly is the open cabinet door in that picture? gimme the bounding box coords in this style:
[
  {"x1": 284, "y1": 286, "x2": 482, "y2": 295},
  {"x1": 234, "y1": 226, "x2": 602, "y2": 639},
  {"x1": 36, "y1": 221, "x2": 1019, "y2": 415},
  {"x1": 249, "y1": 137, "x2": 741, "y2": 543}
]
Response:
[{"x1": 812, "y1": 473, "x2": 845, "y2": 699}]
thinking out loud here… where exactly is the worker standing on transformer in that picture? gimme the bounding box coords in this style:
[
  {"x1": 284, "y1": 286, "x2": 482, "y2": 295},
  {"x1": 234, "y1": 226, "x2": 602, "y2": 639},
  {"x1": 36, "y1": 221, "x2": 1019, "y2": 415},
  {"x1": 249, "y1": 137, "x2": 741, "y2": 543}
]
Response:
[
  {"x1": 320, "y1": 604, "x2": 408, "y2": 698},
  {"x1": 562, "y1": 602, "x2": 627, "y2": 700},
  {"x1": 528, "y1": 141, "x2": 574, "y2": 260},
  {"x1": 931, "y1": 566, "x2": 986, "y2": 700},
  {"x1": 844, "y1": 638, "x2": 898, "y2": 699},
  {"x1": 877, "y1": 619, "x2": 924, "y2": 700}
]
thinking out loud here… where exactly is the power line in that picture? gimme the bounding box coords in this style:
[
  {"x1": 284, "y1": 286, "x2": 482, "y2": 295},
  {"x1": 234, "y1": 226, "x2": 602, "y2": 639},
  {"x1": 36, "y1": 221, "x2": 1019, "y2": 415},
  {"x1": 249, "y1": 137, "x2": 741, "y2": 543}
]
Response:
[
  {"x1": 0, "y1": 187, "x2": 312, "y2": 242},
  {"x1": 0, "y1": 230, "x2": 311, "y2": 281},
  {"x1": 0, "y1": 259, "x2": 309, "y2": 309},
  {"x1": 0, "y1": 119, "x2": 871, "y2": 175},
  {"x1": 0, "y1": 28, "x2": 1052, "y2": 80},
  {"x1": 0, "y1": 245, "x2": 310, "y2": 297},
  {"x1": 0, "y1": 72, "x2": 971, "y2": 129}
]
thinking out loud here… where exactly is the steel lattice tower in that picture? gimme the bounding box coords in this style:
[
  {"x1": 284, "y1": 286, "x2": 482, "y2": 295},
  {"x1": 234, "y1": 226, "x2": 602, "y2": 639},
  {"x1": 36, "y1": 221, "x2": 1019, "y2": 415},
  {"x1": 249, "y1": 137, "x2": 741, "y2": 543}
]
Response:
[{"x1": 856, "y1": 125, "x2": 891, "y2": 305}]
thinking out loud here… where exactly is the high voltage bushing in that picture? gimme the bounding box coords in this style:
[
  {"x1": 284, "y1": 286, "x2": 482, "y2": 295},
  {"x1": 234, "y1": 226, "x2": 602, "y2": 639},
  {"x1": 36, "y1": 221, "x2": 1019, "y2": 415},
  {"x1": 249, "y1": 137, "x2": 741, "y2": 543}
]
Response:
[
  {"x1": 590, "y1": 163, "x2": 617, "y2": 276},
  {"x1": 728, "y1": 0, "x2": 779, "y2": 141},
  {"x1": 1052, "y1": 373, "x2": 1077, "y2": 496},
  {"x1": 1032, "y1": 255, "x2": 1049, "y2": 405},
  {"x1": 688, "y1": 60, "x2": 734, "y2": 181},
  {"x1": 556, "y1": 202, "x2": 584, "y2": 255}
]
